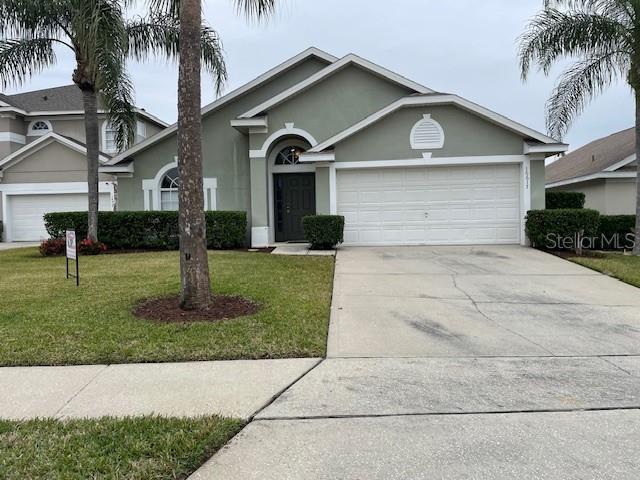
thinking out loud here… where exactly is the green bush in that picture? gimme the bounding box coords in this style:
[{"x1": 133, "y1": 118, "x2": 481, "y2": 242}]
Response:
[
  {"x1": 43, "y1": 211, "x2": 247, "y2": 250},
  {"x1": 302, "y1": 215, "x2": 345, "y2": 250},
  {"x1": 526, "y1": 209, "x2": 600, "y2": 250},
  {"x1": 597, "y1": 215, "x2": 636, "y2": 250},
  {"x1": 546, "y1": 191, "x2": 586, "y2": 209}
]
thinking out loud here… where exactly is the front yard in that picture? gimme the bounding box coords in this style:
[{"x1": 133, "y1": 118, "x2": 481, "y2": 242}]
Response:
[
  {"x1": 0, "y1": 416, "x2": 242, "y2": 480},
  {"x1": 0, "y1": 248, "x2": 334, "y2": 366},
  {"x1": 571, "y1": 253, "x2": 640, "y2": 288}
]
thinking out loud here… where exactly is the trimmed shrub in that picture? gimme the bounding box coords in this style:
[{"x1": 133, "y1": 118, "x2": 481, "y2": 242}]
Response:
[
  {"x1": 526, "y1": 209, "x2": 600, "y2": 250},
  {"x1": 302, "y1": 215, "x2": 345, "y2": 250},
  {"x1": 546, "y1": 191, "x2": 586, "y2": 210},
  {"x1": 43, "y1": 211, "x2": 247, "y2": 250},
  {"x1": 39, "y1": 238, "x2": 66, "y2": 256},
  {"x1": 597, "y1": 215, "x2": 636, "y2": 250}
]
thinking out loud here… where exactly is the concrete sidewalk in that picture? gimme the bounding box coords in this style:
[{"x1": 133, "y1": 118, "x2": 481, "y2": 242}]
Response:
[{"x1": 0, "y1": 358, "x2": 320, "y2": 420}]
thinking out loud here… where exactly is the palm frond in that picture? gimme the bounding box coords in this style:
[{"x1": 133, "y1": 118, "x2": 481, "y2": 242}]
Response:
[
  {"x1": 0, "y1": 38, "x2": 56, "y2": 89},
  {"x1": 546, "y1": 52, "x2": 628, "y2": 139},
  {"x1": 127, "y1": 14, "x2": 227, "y2": 95},
  {"x1": 0, "y1": 0, "x2": 71, "y2": 40},
  {"x1": 519, "y1": 8, "x2": 630, "y2": 79},
  {"x1": 233, "y1": 0, "x2": 277, "y2": 20}
]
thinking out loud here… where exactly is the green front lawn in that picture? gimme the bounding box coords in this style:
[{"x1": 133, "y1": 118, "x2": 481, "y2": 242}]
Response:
[
  {"x1": 571, "y1": 253, "x2": 640, "y2": 288},
  {"x1": 0, "y1": 416, "x2": 242, "y2": 480},
  {"x1": 0, "y1": 248, "x2": 334, "y2": 366}
]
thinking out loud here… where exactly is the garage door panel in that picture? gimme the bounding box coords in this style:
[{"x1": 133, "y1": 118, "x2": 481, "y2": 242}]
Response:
[
  {"x1": 337, "y1": 164, "x2": 521, "y2": 246},
  {"x1": 8, "y1": 193, "x2": 111, "y2": 241}
]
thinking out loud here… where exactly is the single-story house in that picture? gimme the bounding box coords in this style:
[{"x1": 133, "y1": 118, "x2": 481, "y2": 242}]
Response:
[
  {"x1": 0, "y1": 85, "x2": 167, "y2": 242},
  {"x1": 546, "y1": 127, "x2": 638, "y2": 215},
  {"x1": 103, "y1": 47, "x2": 568, "y2": 247}
]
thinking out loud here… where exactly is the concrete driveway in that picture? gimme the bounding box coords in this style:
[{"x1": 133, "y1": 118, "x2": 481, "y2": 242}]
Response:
[
  {"x1": 329, "y1": 246, "x2": 640, "y2": 357},
  {"x1": 191, "y1": 246, "x2": 640, "y2": 479}
]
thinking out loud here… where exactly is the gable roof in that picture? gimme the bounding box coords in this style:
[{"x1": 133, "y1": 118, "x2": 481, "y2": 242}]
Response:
[
  {"x1": 0, "y1": 132, "x2": 110, "y2": 175},
  {"x1": 238, "y1": 53, "x2": 434, "y2": 119},
  {"x1": 305, "y1": 94, "x2": 565, "y2": 154},
  {"x1": 105, "y1": 47, "x2": 337, "y2": 166},
  {"x1": 0, "y1": 85, "x2": 167, "y2": 127},
  {"x1": 546, "y1": 127, "x2": 636, "y2": 186}
]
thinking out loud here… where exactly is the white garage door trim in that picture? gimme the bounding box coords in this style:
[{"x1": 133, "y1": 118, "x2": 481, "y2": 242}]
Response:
[
  {"x1": 1, "y1": 182, "x2": 115, "y2": 242},
  {"x1": 336, "y1": 163, "x2": 526, "y2": 247}
]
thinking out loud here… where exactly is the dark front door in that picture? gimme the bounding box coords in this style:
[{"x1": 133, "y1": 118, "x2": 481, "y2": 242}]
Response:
[{"x1": 274, "y1": 173, "x2": 316, "y2": 242}]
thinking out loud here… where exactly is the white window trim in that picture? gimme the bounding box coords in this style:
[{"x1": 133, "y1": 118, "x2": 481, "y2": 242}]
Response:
[
  {"x1": 27, "y1": 120, "x2": 52, "y2": 137},
  {"x1": 101, "y1": 120, "x2": 118, "y2": 154},
  {"x1": 410, "y1": 114, "x2": 445, "y2": 150},
  {"x1": 142, "y1": 160, "x2": 217, "y2": 211},
  {"x1": 136, "y1": 120, "x2": 147, "y2": 140}
]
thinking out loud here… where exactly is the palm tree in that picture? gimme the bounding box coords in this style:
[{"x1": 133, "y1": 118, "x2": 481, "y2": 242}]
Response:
[
  {"x1": 152, "y1": 0, "x2": 276, "y2": 309},
  {"x1": 0, "y1": 0, "x2": 225, "y2": 242},
  {"x1": 519, "y1": 0, "x2": 640, "y2": 255}
]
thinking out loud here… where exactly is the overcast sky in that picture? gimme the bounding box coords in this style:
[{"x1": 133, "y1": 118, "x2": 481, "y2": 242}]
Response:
[{"x1": 3, "y1": 0, "x2": 634, "y2": 150}]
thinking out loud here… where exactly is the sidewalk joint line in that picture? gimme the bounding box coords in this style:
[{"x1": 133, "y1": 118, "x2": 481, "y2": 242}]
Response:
[
  {"x1": 53, "y1": 364, "x2": 110, "y2": 419},
  {"x1": 248, "y1": 358, "x2": 324, "y2": 421},
  {"x1": 256, "y1": 406, "x2": 640, "y2": 422}
]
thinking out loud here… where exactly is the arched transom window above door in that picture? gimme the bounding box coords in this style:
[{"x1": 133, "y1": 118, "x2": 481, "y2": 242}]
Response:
[
  {"x1": 274, "y1": 145, "x2": 306, "y2": 165},
  {"x1": 160, "y1": 167, "x2": 180, "y2": 211}
]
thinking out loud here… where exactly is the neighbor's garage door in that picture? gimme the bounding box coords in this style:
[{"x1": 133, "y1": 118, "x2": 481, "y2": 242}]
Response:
[
  {"x1": 337, "y1": 164, "x2": 521, "y2": 246},
  {"x1": 7, "y1": 193, "x2": 112, "y2": 241}
]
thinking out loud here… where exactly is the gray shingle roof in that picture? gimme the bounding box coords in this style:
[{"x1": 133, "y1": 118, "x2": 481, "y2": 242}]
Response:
[
  {"x1": 546, "y1": 127, "x2": 636, "y2": 184},
  {"x1": 2, "y1": 85, "x2": 102, "y2": 112}
]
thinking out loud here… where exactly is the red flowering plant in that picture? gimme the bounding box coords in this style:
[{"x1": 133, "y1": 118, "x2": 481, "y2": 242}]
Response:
[
  {"x1": 78, "y1": 238, "x2": 107, "y2": 255},
  {"x1": 39, "y1": 238, "x2": 66, "y2": 256}
]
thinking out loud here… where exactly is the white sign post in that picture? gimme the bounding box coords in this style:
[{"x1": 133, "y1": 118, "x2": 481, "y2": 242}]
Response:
[{"x1": 66, "y1": 230, "x2": 79, "y2": 286}]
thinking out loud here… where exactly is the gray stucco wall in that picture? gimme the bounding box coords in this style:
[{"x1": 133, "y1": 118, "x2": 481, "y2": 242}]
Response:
[
  {"x1": 1, "y1": 141, "x2": 113, "y2": 184},
  {"x1": 530, "y1": 160, "x2": 546, "y2": 210},
  {"x1": 117, "y1": 56, "x2": 332, "y2": 213},
  {"x1": 334, "y1": 105, "x2": 524, "y2": 162},
  {"x1": 315, "y1": 167, "x2": 330, "y2": 214},
  {"x1": 266, "y1": 65, "x2": 413, "y2": 145}
]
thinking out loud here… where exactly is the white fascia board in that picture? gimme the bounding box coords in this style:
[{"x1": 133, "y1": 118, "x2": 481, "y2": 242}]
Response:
[
  {"x1": 546, "y1": 171, "x2": 637, "y2": 188},
  {"x1": 0, "y1": 106, "x2": 27, "y2": 116},
  {"x1": 604, "y1": 153, "x2": 637, "y2": 172},
  {"x1": 238, "y1": 54, "x2": 434, "y2": 119},
  {"x1": 298, "y1": 151, "x2": 335, "y2": 163},
  {"x1": 524, "y1": 142, "x2": 569, "y2": 155},
  {"x1": 100, "y1": 163, "x2": 134, "y2": 174},
  {"x1": 0, "y1": 181, "x2": 113, "y2": 194},
  {"x1": 309, "y1": 95, "x2": 560, "y2": 153},
  {"x1": 333, "y1": 155, "x2": 525, "y2": 170},
  {"x1": 0, "y1": 132, "x2": 109, "y2": 171},
  {"x1": 135, "y1": 109, "x2": 169, "y2": 127},
  {"x1": 106, "y1": 47, "x2": 337, "y2": 165},
  {"x1": 230, "y1": 117, "x2": 268, "y2": 130}
]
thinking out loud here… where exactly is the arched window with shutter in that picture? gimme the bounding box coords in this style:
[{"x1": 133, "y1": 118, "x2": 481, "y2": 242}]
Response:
[{"x1": 410, "y1": 114, "x2": 445, "y2": 150}]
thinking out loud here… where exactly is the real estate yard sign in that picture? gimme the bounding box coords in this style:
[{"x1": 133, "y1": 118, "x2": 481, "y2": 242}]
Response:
[{"x1": 66, "y1": 230, "x2": 79, "y2": 286}]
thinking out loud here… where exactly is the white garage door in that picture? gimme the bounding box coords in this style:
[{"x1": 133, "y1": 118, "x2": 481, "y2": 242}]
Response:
[
  {"x1": 337, "y1": 164, "x2": 522, "y2": 246},
  {"x1": 7, "y1": 193, "x2": 112, "y2": 242}
]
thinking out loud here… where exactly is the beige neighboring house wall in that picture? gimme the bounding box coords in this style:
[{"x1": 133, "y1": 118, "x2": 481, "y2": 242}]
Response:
[
  {"x1": 548, "y1": 178, "x2": 636, "y2": 215},
  {"x1": 546, "y1": 127, "x2": 637, "y2": 215}
]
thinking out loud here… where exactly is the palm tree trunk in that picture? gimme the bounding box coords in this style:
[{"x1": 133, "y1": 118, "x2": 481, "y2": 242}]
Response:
[
  {"x1": 81, "y1": 88, "x2": 100, "y2": 242},
  {"x1": 177, "y1": 0, "x2": 212, "y2": 309},
  {"x1": 634, "y1": 88, "x2": 640, "y2": 255}
]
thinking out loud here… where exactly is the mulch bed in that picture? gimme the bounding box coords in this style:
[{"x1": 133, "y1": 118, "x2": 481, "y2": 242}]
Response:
[{"x1": 133, "y1": 295, "x2": 261, "y2": 323}]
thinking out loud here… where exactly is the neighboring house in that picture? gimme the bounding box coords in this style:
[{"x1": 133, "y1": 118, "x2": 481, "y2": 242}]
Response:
[
  {"x1": 103, "y1": 47, "x2": 567, "y2": 247},
  {"x1": 546, "y1": 128, "x2": 637, "y2": 215},
  {"x1": 0, "y1": 85, "x2": 167, "y2": 241}
]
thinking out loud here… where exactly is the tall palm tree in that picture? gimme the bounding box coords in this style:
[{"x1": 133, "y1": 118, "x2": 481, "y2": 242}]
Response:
[
  {"x1": 519, "y1": 0, "x2": 640, "y2": 255},
  {"x1": 152, "y1": 0, "x2": 276, "y2": 309},
  {"x1": 0, "y1": 0, "x2": 225, "y2": 242}
]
